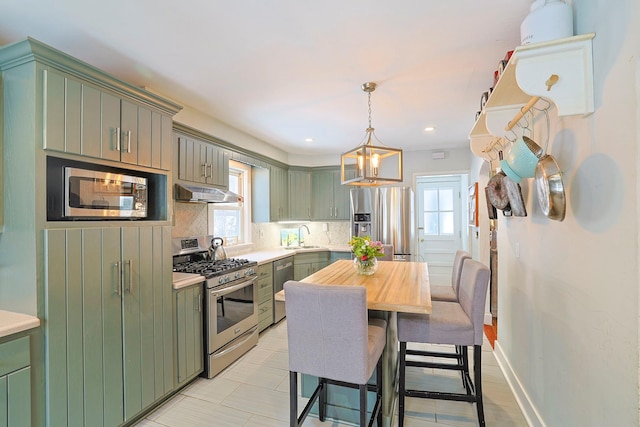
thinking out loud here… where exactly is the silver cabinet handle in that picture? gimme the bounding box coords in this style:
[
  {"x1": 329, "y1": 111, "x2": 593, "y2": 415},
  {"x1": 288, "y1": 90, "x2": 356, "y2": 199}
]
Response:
[
  {"x1": 201, "y1": 164, "x2": 208, "y2": 178},
  {"x1": 115, "y1": 128, "x2": 121, "y2": 152},
  {"x1": 126, "y1": 130, "x2": 132, "y2": 153},
  {"x1": 124, "y1": 260, "x2": 132, "y2": 293},
  {"x1": 207, "y1": 163, "x2": 213, "y2": 179},
  {"x1": 196, "y1": 293, "x2": 202, "y2": 312},
  {"x1": 114, "y1": 262, "x2": 122, "y2": 296}
]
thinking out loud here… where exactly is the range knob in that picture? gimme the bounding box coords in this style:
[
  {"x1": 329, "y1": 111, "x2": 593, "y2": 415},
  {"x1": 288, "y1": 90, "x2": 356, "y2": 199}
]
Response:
[
  {"x1": 246, "y1": 268, "x2": 255, "y2": 276},
  {"x1": 218, "y1": 276, "x2": 225, "y2": 285},
  {"x1": 234, "y1": 272, "x2": 241, "y2": 279}
]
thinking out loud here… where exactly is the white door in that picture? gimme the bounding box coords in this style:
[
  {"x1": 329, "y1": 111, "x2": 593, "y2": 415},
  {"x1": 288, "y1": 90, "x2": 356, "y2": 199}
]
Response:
[{"x1": 416, "y1": 175, "x2": 463, "y2": 286}]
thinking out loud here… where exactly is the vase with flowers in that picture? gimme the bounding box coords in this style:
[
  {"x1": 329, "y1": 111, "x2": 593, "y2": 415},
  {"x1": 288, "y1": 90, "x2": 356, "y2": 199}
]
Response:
[{"x1": 349, "y1": 235, "x2": 385, "y2": 275}]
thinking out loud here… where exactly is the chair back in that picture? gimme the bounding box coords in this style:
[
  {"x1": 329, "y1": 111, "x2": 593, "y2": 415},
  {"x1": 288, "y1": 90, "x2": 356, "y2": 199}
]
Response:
[
  {"x1": 284, "y1": 281, "x2": 370, "y2": 384},
  {"x1": 380, "y1": 244, "x2": 394, "y2": 261},
  {"x1": 451, "y1": 250, "x2": 472, "y2": 295},
  {"x1": 457, "y1": 259, "x2": 490, "y2": 345}
]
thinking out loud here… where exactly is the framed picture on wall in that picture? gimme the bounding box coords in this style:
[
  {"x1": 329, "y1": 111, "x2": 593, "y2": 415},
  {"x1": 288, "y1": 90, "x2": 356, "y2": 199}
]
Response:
[{"x1": 468, "y1": 182, "x2": 479, "y2": 227}]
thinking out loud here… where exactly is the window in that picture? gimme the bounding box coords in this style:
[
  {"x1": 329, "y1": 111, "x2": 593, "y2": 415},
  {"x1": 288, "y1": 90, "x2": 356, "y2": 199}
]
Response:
[{"x1": 208, "y1": 160, "x2": 251, "y2": 245}]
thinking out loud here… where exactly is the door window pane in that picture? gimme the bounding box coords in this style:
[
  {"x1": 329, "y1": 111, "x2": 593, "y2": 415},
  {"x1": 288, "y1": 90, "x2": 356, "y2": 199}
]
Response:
[
  {"x1": 424, "y1": 189, "x2": 438, "y2": 211},
  {"x1": 439, "y1": 188, "x2": 453, "y2": 211},
  {"x1": 439, "y1": 212, "x2": 454, "y2": 235},
  {"x1": 424, "y1": 212, "x2": 438, "y2": 235}
]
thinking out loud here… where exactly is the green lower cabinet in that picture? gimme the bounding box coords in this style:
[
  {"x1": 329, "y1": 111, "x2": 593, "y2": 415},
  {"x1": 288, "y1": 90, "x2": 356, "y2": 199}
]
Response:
[
  {"x1": 175, "y1": 284, "x2": 204, "y2": 385},
  {"x1": 293, "y1": 252, "x2": 330, "y2": 280},
  {"x1": 0, "y1": 336, "x2": 31, "y2": 427},
  {"x1": 257, "y1": 263, "x2": 274, "y2": 332},
  {"x1": 44, "y1": 226, "x2": 174, "y2": 426},
  {"x1": 330, "y1": 251, "x2": 353, "y2": 263}
]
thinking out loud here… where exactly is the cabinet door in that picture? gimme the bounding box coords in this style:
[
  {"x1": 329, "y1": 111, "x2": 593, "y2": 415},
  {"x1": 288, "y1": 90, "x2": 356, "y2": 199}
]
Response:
[
  {"x1": 312, "y1": 170, "x2": 335, "y2": 220},
  {"x1": 288, "y1": 170, "x2": 312, "y2": 220},
  {"x1": 122, "y1": 226, "x2": 174, "y2": 421},
  {"x1": 176, "y1": 284, "x2": 204, "y2": 384},
  {"x1": 333, "y1": 170, "x2": 352, "y2": 220},
  {"x1": 207, "y1": 145, "x2": 229, "y2": 188},
  {"x1": 45, "y1": 228, "x2": 124, "y2": 427},
  {"x1": 270, "y1": 166, "x2": 289, "y2": 220}
]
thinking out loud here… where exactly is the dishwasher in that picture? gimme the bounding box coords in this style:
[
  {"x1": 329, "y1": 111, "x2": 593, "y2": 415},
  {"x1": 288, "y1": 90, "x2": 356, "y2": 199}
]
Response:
[{"x1": 273, "y1": 256, "x2": 294, "y2": 323}]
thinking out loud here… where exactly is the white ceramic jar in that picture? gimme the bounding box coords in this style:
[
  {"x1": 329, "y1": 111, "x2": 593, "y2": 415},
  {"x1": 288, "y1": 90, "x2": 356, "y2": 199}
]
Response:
[{"x1": 520, "y1": 0, "x2": 573, "y2": 45}]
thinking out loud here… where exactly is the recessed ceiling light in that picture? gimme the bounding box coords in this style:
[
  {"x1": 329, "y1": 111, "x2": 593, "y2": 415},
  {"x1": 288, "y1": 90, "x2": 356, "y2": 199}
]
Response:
[
  {"x1": 424, "y1": 126, "x2": 436, "y2": 132},
  {"x1": 304, "y1": 138, "x2": 314, "y2": 142}
]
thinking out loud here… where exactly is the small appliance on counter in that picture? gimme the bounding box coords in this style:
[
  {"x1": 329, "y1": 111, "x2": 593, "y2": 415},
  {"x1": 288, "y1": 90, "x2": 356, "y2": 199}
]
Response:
[{"x1": 172, "y1": 236, "x2": 258, "y2": 378}]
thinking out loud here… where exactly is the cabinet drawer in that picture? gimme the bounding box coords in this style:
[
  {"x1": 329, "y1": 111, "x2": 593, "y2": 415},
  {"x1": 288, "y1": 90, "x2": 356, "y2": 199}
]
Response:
[
  {"x1": 0, "y1": 336, "x2": 30, "y2": 377},
  {"x1": 294, "y1": 252, "x2": 329, "y2": 265},
  {"x1": 257, "y1": 264, "x2": 273, "y2": 280},
  {"x1": 259, "y1": 286, "x2": 273, "y2": 304},
  {"x1": 258, "y1": 304, "x2": 273, "y2": 322}
]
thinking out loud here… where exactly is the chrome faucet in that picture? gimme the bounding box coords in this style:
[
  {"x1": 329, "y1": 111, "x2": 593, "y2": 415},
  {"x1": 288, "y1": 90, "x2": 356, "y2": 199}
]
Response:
[{"x1": 298, "y1": 225, "x2": 310, "y2": 246}]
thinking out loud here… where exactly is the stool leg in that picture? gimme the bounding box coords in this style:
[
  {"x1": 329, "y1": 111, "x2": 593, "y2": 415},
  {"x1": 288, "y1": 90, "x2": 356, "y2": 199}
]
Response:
[
  {"x1": 474, "y1": 345, "x2": 486, "y2": 427},
  {"x1": 319, "y1": 377, "x2": 326, "y2": 421},
  {"x1": 359, "y1": 384, "x2": 367, "y2": 427},
  {"x1": 289, "y1": 371, "x2": 298, "y2": 427},
  {"x1": 398, "y1": 341, "x2": 406, "y2": 427},
  {"x1": 462, "y1": 346, "x2": 472, "y2": 395},
  {"x1": 376, "y1": 357, "x2": 383, "y2": 427}
]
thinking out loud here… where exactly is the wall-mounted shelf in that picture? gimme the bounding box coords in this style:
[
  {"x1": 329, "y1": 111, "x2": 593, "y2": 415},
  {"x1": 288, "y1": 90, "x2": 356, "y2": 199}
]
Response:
[{"x1": 470, "y1": 33, "x2": 595, "y2": 160}]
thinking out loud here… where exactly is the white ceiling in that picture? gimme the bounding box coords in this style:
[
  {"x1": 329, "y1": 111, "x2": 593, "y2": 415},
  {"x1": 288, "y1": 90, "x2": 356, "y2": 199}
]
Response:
[{"x1": 1, "y1": 0, "x2": 532, "y2": 156}]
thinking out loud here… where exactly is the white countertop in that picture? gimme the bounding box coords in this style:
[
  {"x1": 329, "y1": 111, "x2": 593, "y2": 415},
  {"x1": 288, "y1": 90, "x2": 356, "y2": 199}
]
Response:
[
  {"x1": 172, "y1": 272, "x2": 206, "y2": 290},
  {"x1": 243, "y1": 245, "x2": 351, "y2": 265},
  {"x1": 0, "y1": 310, "x2": 40, "y2": 339}
]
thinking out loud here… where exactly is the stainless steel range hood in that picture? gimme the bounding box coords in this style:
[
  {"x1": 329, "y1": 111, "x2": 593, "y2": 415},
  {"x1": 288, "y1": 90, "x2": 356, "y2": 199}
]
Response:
[{"x1": 174, "y1": 183, "x2": 242, "y2": 203}]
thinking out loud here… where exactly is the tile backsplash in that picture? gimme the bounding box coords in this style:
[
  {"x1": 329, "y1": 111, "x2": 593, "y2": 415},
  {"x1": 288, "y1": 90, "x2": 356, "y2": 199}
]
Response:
[{"x1": 173, "y1": 202, "x2": 351, "y2": 252}]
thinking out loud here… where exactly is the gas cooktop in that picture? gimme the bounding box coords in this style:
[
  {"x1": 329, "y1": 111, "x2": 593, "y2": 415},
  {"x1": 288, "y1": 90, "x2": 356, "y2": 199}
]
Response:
[{"x1": 172, "y1": 258, "x2": 254, "y2": 276}]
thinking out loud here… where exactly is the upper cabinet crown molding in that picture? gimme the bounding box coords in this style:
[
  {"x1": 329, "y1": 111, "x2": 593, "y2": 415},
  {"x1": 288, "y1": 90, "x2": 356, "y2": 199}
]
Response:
[
  {"x1": 0, "y1": 37, "x2": 182, "y2": 115},
  {"x1": 470, "y1": 33, "x2": 595, "y2": 160}
]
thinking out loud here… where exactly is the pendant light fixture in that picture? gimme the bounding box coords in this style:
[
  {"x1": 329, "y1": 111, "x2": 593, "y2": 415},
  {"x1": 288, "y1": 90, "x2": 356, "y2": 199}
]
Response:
[{"x1": 341, "y1": 82, "x2": 403, "y2": 186}]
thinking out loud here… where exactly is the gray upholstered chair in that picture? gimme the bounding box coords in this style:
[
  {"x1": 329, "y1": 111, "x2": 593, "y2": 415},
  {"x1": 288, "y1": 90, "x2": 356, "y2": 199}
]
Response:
[
  {"x1": 379, "y1": 244, "x2": 394, "y2": 261},
  {"x1": 397, "y1": 259, "x2": 490, "y2": 427},
  {"x1": 284, "y1": 281, "x2": 386, "y2": 427},
  {"x1": 429, "y1": 249, "x2": 471, "y2": 302}
]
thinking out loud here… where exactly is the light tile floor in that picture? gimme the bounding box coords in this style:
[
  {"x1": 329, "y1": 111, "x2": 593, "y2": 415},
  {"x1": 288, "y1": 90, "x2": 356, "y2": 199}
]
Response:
[{"x1": 135, "y1": 321, "x2": 528, "y2": 427}]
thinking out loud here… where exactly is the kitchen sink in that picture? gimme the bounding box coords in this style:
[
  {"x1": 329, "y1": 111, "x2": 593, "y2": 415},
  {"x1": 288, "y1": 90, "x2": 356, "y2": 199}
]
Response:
[{"x1": 283, "y1": 245, "x2": 322, "y2": 250}]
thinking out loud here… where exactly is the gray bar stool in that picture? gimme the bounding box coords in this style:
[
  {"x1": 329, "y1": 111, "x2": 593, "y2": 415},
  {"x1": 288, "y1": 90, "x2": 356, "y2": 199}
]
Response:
[
  {"x1": 284, "y1": 281, "x2": 387, "y2": 427},
  {"x1": 430, "y1": 249, "x2": 471, "y2": 302},
  {"x1": 380, "y1": 244, "x2": 394, "y2": 261},
  {"x1": 397, "y1": 259, "x2": 490, "y2": 427}
]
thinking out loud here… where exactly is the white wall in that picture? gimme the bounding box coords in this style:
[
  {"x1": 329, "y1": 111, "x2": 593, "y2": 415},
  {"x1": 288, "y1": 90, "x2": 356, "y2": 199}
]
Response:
[{"x1": 473, "y1": 1, "x2": 640, "y2": 425}]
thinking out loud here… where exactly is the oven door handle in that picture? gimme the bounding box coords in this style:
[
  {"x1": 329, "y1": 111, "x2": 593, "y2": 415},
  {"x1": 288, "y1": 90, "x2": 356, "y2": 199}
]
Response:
[{"x1": 210, "y1": 277, "x2": 256, "y2": 297}]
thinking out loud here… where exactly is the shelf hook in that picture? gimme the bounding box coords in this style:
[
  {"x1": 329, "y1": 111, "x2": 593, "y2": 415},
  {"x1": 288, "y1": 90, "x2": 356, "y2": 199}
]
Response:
[{"x1": 546, "y1": 74, "x2": 559, "y2": 91}]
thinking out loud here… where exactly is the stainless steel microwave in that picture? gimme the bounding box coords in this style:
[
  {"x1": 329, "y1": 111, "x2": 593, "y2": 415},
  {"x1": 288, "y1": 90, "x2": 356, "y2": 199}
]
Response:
[{"x1": 64, "y1": 167, "x2": 148, "y2": 218}]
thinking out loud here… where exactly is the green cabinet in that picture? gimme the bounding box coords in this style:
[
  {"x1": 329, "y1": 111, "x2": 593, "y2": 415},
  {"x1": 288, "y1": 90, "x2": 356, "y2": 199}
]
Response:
[
  {"x1": 177, "y1": 136, "x2": 229, "y2": 188},
  {"x1": 270, "y1": 165, "x2": 289, "y2": 221},
  {"x1": 312, "y1": 168, "x2": 352, "y2": 220},
  {"x1": 293, "y1": 252, "x2": 330, "y2": 280},
  {"x1": 0, "y1": 336, "x2": 31, "y2": 427},
  {"x1": 288, "y1": 169, "x2": 312, "y2": 220},
  {"x1": 43, "y1": 68, "x2": 174, "y2": 169},
  {"x1": 257, "y1": 263, "x2": 274, "y2": 332},
  {"x1": 44, "y1": 226, "x2": 174, "y2": 426},
  {"x1": 175, "y1": 283, "x2": 204, "y2": 385},
  {"x1": 331, "y1": 251, "x2": 353, "y2": 263}
]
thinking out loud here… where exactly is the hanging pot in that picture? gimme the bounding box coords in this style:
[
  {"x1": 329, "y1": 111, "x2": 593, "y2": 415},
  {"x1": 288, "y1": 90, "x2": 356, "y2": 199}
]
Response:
[
  {"x1": 486, "y1": 172, "x2": 510, "y2": 210},
  {"x1": 535, "y1": 154, "x2": 566, "y2": 221}
]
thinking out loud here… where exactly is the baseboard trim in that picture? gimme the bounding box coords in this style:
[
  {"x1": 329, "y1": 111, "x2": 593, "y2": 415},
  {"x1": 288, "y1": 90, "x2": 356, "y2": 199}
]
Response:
[{"x1": 493, "y1": 341, "x2": 547, "y2": 427}]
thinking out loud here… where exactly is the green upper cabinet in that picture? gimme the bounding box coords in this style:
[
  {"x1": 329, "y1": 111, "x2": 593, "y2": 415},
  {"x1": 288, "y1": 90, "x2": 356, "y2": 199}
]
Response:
[
  {"x1": 312, "y1": 168, "x2": 352, "y2": 220},
  {"x1": 44, "y1": 226, "x2": 174, "y2": 426},
  {"x1": 270, "y1": 165, "x2": 289, "y2": 221},
  {"x1": 42, "y1": 67, "x2": 175, "y2": 169},
  {"x1": 177, "y1": 136, "x2": 229, "y2": 189},
  {"x1": 288, "y1": 169, "x2": 312, "y2": 220}
]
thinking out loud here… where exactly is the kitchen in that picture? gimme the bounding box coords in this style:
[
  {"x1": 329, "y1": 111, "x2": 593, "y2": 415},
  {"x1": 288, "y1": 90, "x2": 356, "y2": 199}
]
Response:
[{"x1": 0, "y1": 1, "x2": 639, "y2": 426}]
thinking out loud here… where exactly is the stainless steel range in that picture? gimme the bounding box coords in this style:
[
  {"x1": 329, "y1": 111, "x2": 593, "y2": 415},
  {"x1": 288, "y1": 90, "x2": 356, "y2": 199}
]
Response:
[{"x1": 172, "y1": 236, "x2": 258, "y2": 378}]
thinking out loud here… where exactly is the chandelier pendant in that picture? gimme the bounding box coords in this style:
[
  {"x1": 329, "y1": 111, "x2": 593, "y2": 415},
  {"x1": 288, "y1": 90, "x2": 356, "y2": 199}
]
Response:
[{"x1": 340, "y1": 82, "x2": 403, "y2": 186}]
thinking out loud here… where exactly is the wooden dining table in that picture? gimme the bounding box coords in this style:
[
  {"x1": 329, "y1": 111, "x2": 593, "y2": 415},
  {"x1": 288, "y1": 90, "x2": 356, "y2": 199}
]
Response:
[
  {"x1": 277, "y1": 258, "x2": 433, "y2": 427},
  {"x1": 276, "y1": 259, "x2": 432, "y2": 314}
]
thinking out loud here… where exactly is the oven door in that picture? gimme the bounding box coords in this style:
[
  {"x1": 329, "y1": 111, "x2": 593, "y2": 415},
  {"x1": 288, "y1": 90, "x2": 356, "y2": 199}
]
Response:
[{"x1": 207, "y1": 276, "x2": 258, "y2": 353}]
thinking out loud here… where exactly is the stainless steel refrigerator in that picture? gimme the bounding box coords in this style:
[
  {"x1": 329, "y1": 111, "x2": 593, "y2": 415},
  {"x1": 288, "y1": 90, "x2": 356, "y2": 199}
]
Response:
[{"x1": 350, "y1": 186, "x2": 415, "y2": 261}]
